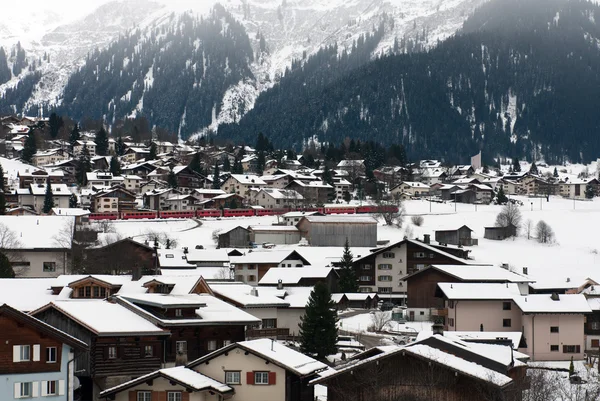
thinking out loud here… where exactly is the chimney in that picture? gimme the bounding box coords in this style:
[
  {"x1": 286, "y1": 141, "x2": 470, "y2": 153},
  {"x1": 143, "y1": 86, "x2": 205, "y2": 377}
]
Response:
[
  {"x1": 566, "y1": 277, "x2": 571, "y2": 283},
  {"x1": 131, "y1": 266, "x2": 142, "y2": 281},
  {"x1": 432, "y1": 323, "x2": 444, "y2": 336},
  {"x1": 250, "y1": 288, "x2": 259, "y2": 297},
  {"x1": 277, "y1": 279, "x2": 283, "y2": 290},
  {"x1": 551, "y1": 292, "x2": 560, "y2": 301},
  {"x1": 423, "y1": 234, "x2": 430, "y2": 244},
  {"x1": 501, "y1": 263, "x2": 509, "y2": 270},
  {"x1": 523, "y1": 267, "x2": 528, "y2": 275}
]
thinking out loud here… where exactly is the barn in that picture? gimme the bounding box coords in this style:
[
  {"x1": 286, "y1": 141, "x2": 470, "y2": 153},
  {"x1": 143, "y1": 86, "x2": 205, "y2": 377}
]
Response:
[
  {"x1": 217, "y1": 226, "x2": 250, "y2": 248},
  {"x1": 249, "y1": 225, "x2": 302, "y2": 245},
  {"x1": 296, "y1": 215, "x2": 378, "y2": 247}
]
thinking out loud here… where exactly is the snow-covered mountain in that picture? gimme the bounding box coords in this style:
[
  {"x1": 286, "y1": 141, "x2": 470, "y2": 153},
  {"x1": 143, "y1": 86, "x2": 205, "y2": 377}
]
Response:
[{"x1": 0, "y1": 0, "x2": 485, "y2": 135}]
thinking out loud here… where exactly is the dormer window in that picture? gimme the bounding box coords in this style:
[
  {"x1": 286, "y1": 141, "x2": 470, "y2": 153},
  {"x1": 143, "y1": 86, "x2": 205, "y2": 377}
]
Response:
[{"x1": 175, "y1": 309, "x2": 183, "y2": 317}]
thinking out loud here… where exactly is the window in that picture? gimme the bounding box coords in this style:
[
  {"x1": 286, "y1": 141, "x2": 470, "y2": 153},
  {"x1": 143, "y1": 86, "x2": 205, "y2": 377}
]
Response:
[
  {"x1": 592, "y1": 322, "x2": 600, "y2": 330},
  {"x1": 248, "y1": 275, "x2": 256, "y2": 282},
  {"x1": 254, "y1": 371, "x2": 269, "y2": 385},
  {"x1": 93, "y1": 287, "x2": 100, "y2": 298},
  {"x1": 563, "y1": 345, "x2": 581, "y2": 353},
  {"x1": 175, "y1": 309, "x2": 183, "y2": 317},
  {"x1": 207, "y1": 340, "x2": 217, "y2": 351},
  {"x1": 223, "y1": 340, "x2": 232, "y2": 346},
  {"x1": 362, "y1": 264, "x2": 372, "y2": 270},
  {"x1": 43, "y1": 262, "x2": 56, "y2": 272},
  {"x1": 502, "y1": 302, "x2": 511, "y2": 310},
  {"x1": 262, "y1": 319, "x2": 277, "y2": 329},
  {"x1": 550, "y1": 345, "x2": 559, "y2": 352},
  {"x1": 46, "y1": 381, "x2": 57, "y2": 396},
  {"x1": 167, "y1": 392, "x2": 182, "y2": 401},
  {"x1": 46, "y1": 347, "x2": 57, "y2": 363},
  {"x1": 359, "y1": 276, "x2": 371, "y2": 282},
  {"x1": 85, "y1": 286, "x2": 91, "y2": 297},
  {"x1": 378, "y1": 276, "x2": 393, "y2": 282},
  {"x1": 503, "y1": 319, "x2": 511, "y2": 328},
  {"x1": 383, "y1": 252, "x2": 395, "y2": 259},
  {"x1": 550, "y1": 326, "x2": 559, "y2": 333},
  {"x1": 378, "y1": 287, "x2": 392, "y2": 294},
  {"x1": 100, "y1": 287, "x2": 106, "y2": 298},
  {"x1": 18, "y1": 382, "x2": 32, "y2": 398},
  {"x1": 144, "y1": 345, "x2": 153, "y2": 357},
  {"x1": 420, "y1": 311, "x2": 425, "y2": 316},
  {"x1": 108, "y1": 346, "x2": 117, "y2": 359},
  {"x1": 358, "y1": 287, "x2": 372, "y2": 292},
  {"x1": 415, "y1": 264, "x2": 426, "y2": 271},
  {"x1": 378, "y1": 264, "x2": 392, "y2": 270},
  {"x1": 448, "y1": 318, "x2": 455, "y2": 327},
  {"x1": 448, "y1": 300, "x2": 454, "y2": 309},
  {"x1": 413, "y1": 252, "x2": 426, "y2": 258},
  {"x1": 176, "y1": 341, "x2": 187, "y2": 355},
  {"x1": 15, "y1": 345, "x2": 30, "y2": 362},
  {"x1": 225, "y1": 371, "x2": 241, "y2": 385},
  {"x1": 247, "y1": 264, "x2": 256, "y2": 270}
]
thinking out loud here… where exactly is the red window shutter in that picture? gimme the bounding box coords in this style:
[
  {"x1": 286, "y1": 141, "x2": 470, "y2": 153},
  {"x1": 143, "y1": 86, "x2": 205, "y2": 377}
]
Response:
[
  {"x1": 128, "y1": 391, "x2": 136, "y2": 401},
  {"x1": 182, "y1": 392, "x2": 190, "y2": 401},
  {"x1": 247, "y1": 371, "x2": 255, "y2": 385},
  {"x1": 269, "y1": 372, "x2": 276, "y2": 385},
  {"x1": 152, "y1": 391, "x2": 160, "y2": 401}
]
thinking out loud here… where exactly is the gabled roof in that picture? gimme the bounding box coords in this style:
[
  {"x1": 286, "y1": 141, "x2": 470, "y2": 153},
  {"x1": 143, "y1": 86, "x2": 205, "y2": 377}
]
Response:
[
  {"x1": 209, "y1": 283, "x2": 291, "y2": 308},
  {"x1": 404, "y1": 264, "x2": 531, "y2": 283},
  {"x1": 437, "y1": 282, "x2": 522, "y2": 300},
  {"x1": 188, "y1": 339, "x2": 328, "y2": 377},
  {"x1": 0, "y1": 304, "x2": 87, "y2": 350},
  {"x1": 99, "y1": 366, "x2": 233, "y2": 398},
  {"x1": 259, "y1": 267, "x2": 337, "y2": 285},
  {"x1": 513, "y1": 294, "x2": 592, "y2": 314},
  {"x1": 354, "y1": 239, "x2": 472, "y2": 266},
  {"x1": 230, "y1": 250, "x2": 310, "y2": 266}
]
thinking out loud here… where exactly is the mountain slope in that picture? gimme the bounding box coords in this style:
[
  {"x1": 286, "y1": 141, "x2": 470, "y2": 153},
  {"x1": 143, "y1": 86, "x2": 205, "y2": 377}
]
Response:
[{"x1": 220, "y1": 0, "x2": 600, "y2": 164}]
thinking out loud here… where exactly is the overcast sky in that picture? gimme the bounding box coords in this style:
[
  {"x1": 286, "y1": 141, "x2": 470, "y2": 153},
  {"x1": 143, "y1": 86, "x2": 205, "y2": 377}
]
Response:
[{"x1": 5, "y1": 1, "x2": 111, "y2": 21}]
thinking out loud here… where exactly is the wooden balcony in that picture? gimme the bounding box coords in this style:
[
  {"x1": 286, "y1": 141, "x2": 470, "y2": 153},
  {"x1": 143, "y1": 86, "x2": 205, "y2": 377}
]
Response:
[
  {"x1": 430, "y1": 308, "x2": 448, "y2": 317},
  {"x1": 246, "y1": 328, "x2": 290, "y2": 339}
]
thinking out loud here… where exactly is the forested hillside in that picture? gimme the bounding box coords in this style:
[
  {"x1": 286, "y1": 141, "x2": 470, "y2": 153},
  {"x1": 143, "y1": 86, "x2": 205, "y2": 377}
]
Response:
[
  {"x1": 221, "y1": 0, "x2": 600, "y2": 164},
  {"x1": 60, "y1": 5, "x2": 254, "y2": 138}
]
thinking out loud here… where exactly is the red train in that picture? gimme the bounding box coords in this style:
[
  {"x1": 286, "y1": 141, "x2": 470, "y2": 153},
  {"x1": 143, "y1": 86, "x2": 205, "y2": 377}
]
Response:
[{"x1": 87, "y1": 205, "x2": 398, "y2": 221}]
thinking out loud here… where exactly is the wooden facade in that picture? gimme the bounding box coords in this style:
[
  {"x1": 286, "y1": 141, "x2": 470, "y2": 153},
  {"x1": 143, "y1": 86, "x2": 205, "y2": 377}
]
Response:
[
  {"x1": 406, "y1": 269, "x2": 463, "y2": 309},
  {"x1": 435, "y1": 226, "x2": 477, "y2": 247},
  {"x1": 218, "y1": 226, "x2": 250, "y2": 248},
  {"x1": 405, "y1": 241, "x2": 464, "y2": 276},
  {"x1": 296, "y1": 217, "x2": 377, "y2": 247}
]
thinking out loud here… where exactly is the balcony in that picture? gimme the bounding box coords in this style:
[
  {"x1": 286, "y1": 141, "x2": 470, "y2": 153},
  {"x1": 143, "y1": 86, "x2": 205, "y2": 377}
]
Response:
[
  {"x1": 430, "y1": 308, "x2": 448, "y2": 317},
  {"x1": 246, "y1": 328, "x2": 291, "y2": 339}
]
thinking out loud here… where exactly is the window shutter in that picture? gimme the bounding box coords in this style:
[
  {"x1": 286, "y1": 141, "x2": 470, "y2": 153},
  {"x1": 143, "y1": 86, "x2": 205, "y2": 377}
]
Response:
[
  {"x1": 41, "y1": 381, "x2": 48, "y2": 397},
  {"x1": 128, "y1": 391, "x2": 136, "y2": 401},
  {"x1": 58, "y1": 380, "x2": 65, "y2": 396},
  {"x1": 13, "y1": 346, "x2": 19, "y2": 362},
  {"x1": 576, "y1": 345, "x2": 581, "y2": 353},
  {"x1": 182, "y1": 392, "x2": 190, "y2": 401},
  {"x1": 32, "y1": 382, "x2": 39, "y2": 397},
  {"x1": 14, "y1": 382, "x2": 20, "y2": 398},
  {"x1": 246, "y1": 372, "x2": 254, "y2": 385},
  {"x1": 563, "y1": 345, "x2": 567, "y2": 353},
  {"x1": 152, "y1": 391, "x2": 160, "y2": 401},
  {"x1": 269, "y1": 372, "x2": 276, "y2": 385},
  {"x1": 33, "y1": 345, "x2": 40, "y2": 362}
]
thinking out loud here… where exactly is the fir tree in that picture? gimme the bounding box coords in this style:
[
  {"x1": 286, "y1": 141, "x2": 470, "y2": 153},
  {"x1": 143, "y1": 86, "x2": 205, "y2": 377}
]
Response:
[
  {"x1": 48, "y1": 112, "x2": 63, "y2": 139},
  {"x1": 553, "y1": 167, "x2": 559, "y2": 178},
  {"x1": 212, "y1": 162, "x2": 221, "y2": 189},
  {"x1": 0, "y1": 251, "x2": 15, "y2": 278},
  {"x1": 76, "y1": 144, "x2": 92, "y2": 186},
  {"x1": 232, "y1": 157, "x2": 243, "y2": 174},
  {"x1": 338, "y1": 238, "x2": 358, "y2": 293},
  {"x1": 322, "y1": 165, "x2": 333, "y2": 186},
  {"x1": 69, "y1": 124, "x2": 81, "y2": 148},
  {"x1": 585, "y1": 184, "x2": 595, "y2": 199},
  {"x1": 0, "y1": 191, "x2": 6, "y2": 215},
  {"x1": 109, "y1": 157, "x2": 122, "y2": 176},
  {"x1": 343, "y1": 190, "x2": 351, "y2": 204},
  {"x1": 0, "y1": 163, "x2": 5, "y2": 192},
  {"x1": 223, "y1": 157, "x2": 231, "y2": 172},
  {"x1": 189, "y1": 153, "x2": 202, "y2": 174},
  {"x1": 116, "y1": 136, "x2": 126, "y2": 156},
  {"x1": 569, "y1": 356, "x2": 575, "y2": 377},
  {"x1": 496, "y1": 186, "x2": 508, "y2": 204},
  {"x1": 22, "y1": 132, "x2": 37, "y2": 164},
  {"x1": 299, "y1": 282, "x2": 338, "y2": 360},
  {"x1": 167, "y1": 170, "x2": 178, "y2": 189},
  {"x1": 148, "y1": 142, "x2": 158, "y2": 160},
  {"x1": 529, "y1": 162, "x2": 539, "y2": 175},
  {"x1": 257, "y1": 151, "x2": 265, "y2": 175},
  {"x1": 69, "y1": 193, "x2": 78, "y2": 208},
  {"x1": 95, "y1": 126, "x2": 109, "y2": 156},
  {"x1": 512, "y1": 158, "x2": 521, "y2": 173},
  {"x1": 42, "y1": 181, "x2": 54, "y2": 214}
]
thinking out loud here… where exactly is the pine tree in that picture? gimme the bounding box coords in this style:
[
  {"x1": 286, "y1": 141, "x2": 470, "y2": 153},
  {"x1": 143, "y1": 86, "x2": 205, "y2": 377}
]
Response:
[
  {"x1": 553, "y1": 167, "x2": 559, "y2": 178},
  {"x1": 257, "y1": 151, "x2": 265, "y2": 174},
  {"x1": 338, "y1": 238, "x2": 358, "y2": 292},
  {"x1": 0, "y1": 191, "x2": 6, "y2": 215},
  {"x1": 232, "y1": 157, "x2": 243, "y2": 174},
  {"x1": 69, "y1": 124, "x2": 81, "y2": 148},
  {"x1": 0, "y1": 163, "x2": 5, "y2": 192},
  {"x1": 42, "y1": 181, "x2": 54, "y2": 214},
  {"x1": 148, "y1": 142, "x2": 158, "y2": 160},
  {"x1": 496, "y1": 186, "x2": 508, "y2": 204},
  {"x1": 322, "y1": 165, "x2": 333, "y2": 186},
  {"x1": 48, "y1": 112, "x2": 64, "y2": 139},
  {"x1": 223, "y1": 157, "x2": 231, "y2": 172},
  {"x1": 189, "y1": 152, "x2": 202, "y2": 174},
  {"x1": 109, "y1": 157, "x2": 122, "y2": 176},
  {"x1": 76, "y1": 144, "x2": 92, "y2": 186},
  {"x1": 116, "y1": 136, "x2": 126, "y2": 156},
  {"x1": 22, "y1": 132, "x2": 37, "y2": 164},
  {"x1": 95, "y1": 126, "x2": 109, "y2": 156},
  {"x1": 69, "y1": 193, "x2": 78, "y2": 208},
  {"x1": 0, "y1": 251, "x2": 15, "y2": 278},
  {"x1": 512, "y1": 158, "x2": 521, "y2": 173},
  {"x1": 585, "y1": 184, "x2": 595, "y2": 199},
  {"x1": 569, "y1": 356, "x2": 575, "y2": 377},
  {"x1": 212, "y1": 162, "x2": 221, "y2": 189},
  {"x1": 168, "y1": 170, "x2": 178, "y2": 189},
  {"x1": 529, "y1": 162, "x2": 539, "y2": 175},
  {"x1": 299, "y1": 282, "x2": 338, "y2": 360}
]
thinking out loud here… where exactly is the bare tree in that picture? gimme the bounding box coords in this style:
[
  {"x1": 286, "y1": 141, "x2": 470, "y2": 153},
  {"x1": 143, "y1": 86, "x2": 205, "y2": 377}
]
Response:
[
  {"x1": 376, "y1": 194, "x2": 406, "y2": 227},
  {"x1": 411, "y1": 215, "x2": 424, "y2": 226},
  {"x1": 215, "y1": 267, "x2": 232, "y2": 280},
  {"x1": 495, "y1": 202, "x2": 522, "y2": 235},
  {"x1": 0, "y1": 223, "x2": 26, "y2": 275},
  {"x1": 368, "y1": 311, "x2": 392, "y2": 332},
  {"x1": 524, "y1": 219, "x2": 533, "y2": 240},
  {"x1": 536, "y1": 220, "x2": 555, "y2": 244},
  {"x1": 212, "y1": 229, "x2": 222, "y2": 244}
]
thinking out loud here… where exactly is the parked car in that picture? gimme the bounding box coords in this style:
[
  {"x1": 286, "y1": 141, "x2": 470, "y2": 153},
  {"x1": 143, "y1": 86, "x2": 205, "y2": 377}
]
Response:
[{"x1": 380, "y1": 301, "x2": 395, "y2": 311}]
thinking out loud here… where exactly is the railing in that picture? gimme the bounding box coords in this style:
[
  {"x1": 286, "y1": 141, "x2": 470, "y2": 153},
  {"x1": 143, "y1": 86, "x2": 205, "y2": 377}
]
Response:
[{"x1": 246, "y1": 328, "x2": 290, "y2": 339}]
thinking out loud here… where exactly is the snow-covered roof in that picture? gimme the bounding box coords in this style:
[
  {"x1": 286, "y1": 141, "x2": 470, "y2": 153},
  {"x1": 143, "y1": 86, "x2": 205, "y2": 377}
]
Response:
[
  {"x1": 229, "y1": 174, "x2": 266, "y2": 185},
  {"x1": 337, "y1": 160, "x2": 364, "y2": 167},
  {"x1": 398, "y1": 181, "x2": 430, "y2": 188},
  {"x1": 0, "y1": 278, "x2": 59, "y2": 312},
  {"x1": 282, "y1": 211, "x2": 322, "y2": 218},
  {"x1": 120, "y1": 294, "x2": 207, "y2": 308},
  {"x1": 299, "y1": 216, "x2": 377, "y2": 224},
  {"x1": 194, "y1": 188, "x2": 226, "y2": 195},
  {"x1": 249, "y1": 225, "x2": 300, "y2": 232},
  {"x1": 437, "y1": 282, "x2": 523, "y2": 300},
  {"x1": 100, "y1": 366, "x2": 232, "y2": 397},
  {"x1": 37, "y1": 300, "x2": 168, "y2": 336},
  {"x1": 259, "y1": 267, "x2": 336, "y2": 285},
  {"x1": 185, "y1": 249, "x2": 230, "y2": 263},
  {"x1": 0, "y1": 216, "x2": 75, "y2": 249},
  {"x1": 52, "y1": 208, "x2": 90, "y2": 217},
  {"x1": 331, "y1": 293, "x2": 378, "y2": 302},
  {"x1": 258, "y1": 188, "x2": 304, "y2": 200},
  {"x1": 259, "y1": 286, "x2": 313, "y2": 308},
  {"x1": 422, "y1": 265, "x2": 533, "y2": 283},
  {"x1": 290, "y1": 180, "x2": 333, "y2": 188},
  {"x1": 209, "y1": 283, "x2": 290, "y2": 307},
  {"x1": 439, "y1": 331, "x2": 524, "y2": 351},
  {"x1": 29, "y1": 183, "x2": 70, "y2": 196},
  {"x1": 513, "y1": 294, "x2": 592, "y2": 314},
  {"x1": 230, "y1": 250, "x2": 307, "y2": 265}
]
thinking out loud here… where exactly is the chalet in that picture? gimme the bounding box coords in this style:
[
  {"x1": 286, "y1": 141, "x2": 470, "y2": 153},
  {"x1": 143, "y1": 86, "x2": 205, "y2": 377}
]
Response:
[
  {"x1": 351, "y1": 238, "x2": 471, "y2": 305},
  {"x1": 31, "y1": 300, "x2": 169, "y2": 400},
  {"x1": 102, "y1": 339, "x2": 328, "y2": 401},
  {"x1": 249, "y1": 225, "x2": 302, "y2": 245},
  {"x1": 336, "y1": 160, "x2": 365, "y2": 174},
  {"x1": 296, "y1": 215, "x2": 378, "y2": 247},
  {"x1": 121, "y1": 147, "x2": 149, "y2": 163},
  {"x1": 484, "y1": 224, "x2": 518, "y2": 240},
  {"x1": 91, "y1": 156, "x2": 110, "y2": 171},
  {"x1": 218, "y1": 226, "x2": 251, "y2": 248},
  {"x1": 314, "y1": 331, "x2": 528, "y2": 401},
  {"x1": 259, "y1": 267, "x2": 339, "y2": 292},
  {"x1": 285, "y1": 180, "x2": 333, "y2": 205},
  {"x1": 333, "y1": 178, "x2": 352, "y2": 200},
  {"x1": 86, "y1": 171, "x2": 125, "y2": 189},
  {"x1": 184, "y1": 249, "x2": 230, "y2": 268},
  {"x1": 250, "y1": 188, "x2": 304, "y2": 209},
  {"x1": 420, "y1": 168, "x2": 448, "y2": 185},
  {"x1": 171, "y1": 165, "x2": 206, "y2": 189},
  {"x1": 193, "y1": 188, "x2": 226, "y2": 201},
  {"x1": 121, "y1": 161, "x2": 157, "y2": 178},
  {"x1": 498, "y1": 178, "x2": 521, "y2": 195},
  {"x1": 220, "y1": 174, "x2": 266, "y2": 198},
  {"x1": 164, "y1": 194, "x2": 201, "y2": 211},
  {"x1": 451, "y1": 165, "x2": 475, "y2": 177},
  {"x1": 73, "y1": 140, "x2": 97, "y2": 156},
  {"x1": 0, "y1": 304, "x2": 88, "y2": 401},
  {"x1": 331, "y1": 293, "x2": 380, "y2": 310},
  {"x1": 84, "y1": 238, "x2": 157, "y2": 275},
  {"x1": 31, "y1": 148, "x2": 70, "y2": 167},
  {"x1": 0, "y1": 216, "x2": 75, "y2": 278},
  {"x1": 18, "y1": 169, "x2": 64, "y2": 189},
  {"x1": 143, "y1": 188, "x2": 181, "y2": 211},
  {"x1": 390, "y1": 181, "x2": 430, "y2": 197},
  {"x1": 437, "y1": 283, "x2": 591, "y2": 361},
  {"x1": 201, "y1": 193, "x2": 245, "y2": 209},
  {"x1": 17, "y1": 183, "x2": 71, "y2": 212},
  {"x1": 261, "y1": 174, "x2": 293, "y2": 189},
  {"x1": 117, "y1": 292, "x2": 259, "y2": 366},
  {"x1": 230, "y1": 250, "x2": 311, "y2": 284},
  {"x1": 91, "y1": 186, "x2": 137, "y2": 213},
  {"x1": 434, "y1": 225, "x2": 478, "y2": 246},
  {"x1": 122, "y1": 175, "x2": 143, "y2": 193}
]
